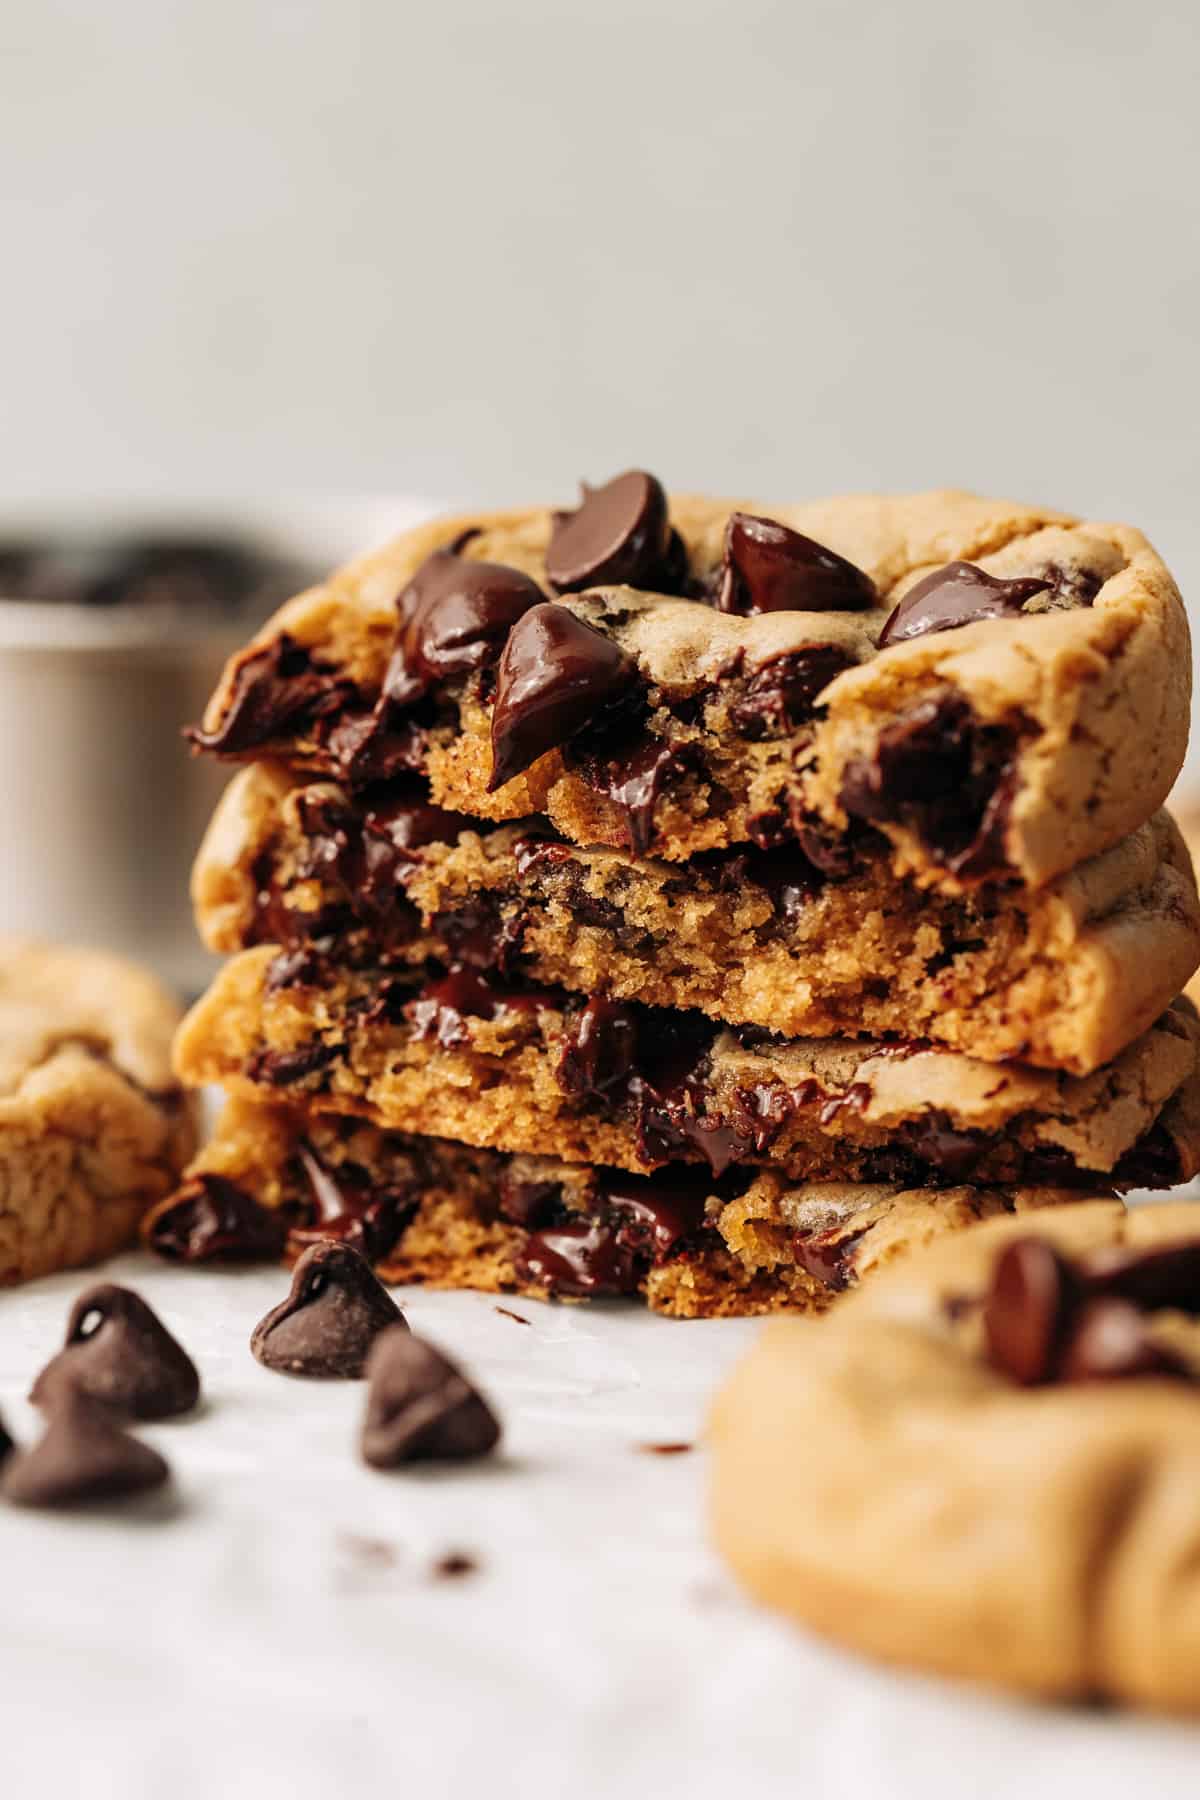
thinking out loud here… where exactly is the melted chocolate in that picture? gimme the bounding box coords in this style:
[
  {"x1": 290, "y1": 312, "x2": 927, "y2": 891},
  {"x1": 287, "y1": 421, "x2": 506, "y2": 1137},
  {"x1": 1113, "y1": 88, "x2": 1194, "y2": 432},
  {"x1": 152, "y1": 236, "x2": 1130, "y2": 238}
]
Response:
[
  {"x1": 838, "y1": 693, "x2": 1021, "y2": 879},
  {"x1": 405, "y1": 965, "x2": 554, "y2": 1049},
  {"x1": 489, "y1": 602, "x2": 637, "y2": 791},
  {"x1": 497, "y1": 1171, "x2": 570, "y2": 1230},
  {"x1": 287, "y1": 1143, "x2": 418, "y2": 1265},
  {"x1": 188, "y1": 635, "x2": 352, "y2": 758},
  {"x1": 715, "y1": 514, "x2": 876, "y2": 615},
  {"x1": 515, "y1": 1219, "x2": 642, "y2": 1298},
  {"x1": 878, "y1": 562, "x2": 1050, "y2": 647},
  {"x1": 571, "y1": 734, "x2": 695, "y2": 856},
  {"x1": 546, "y1": 471, "x2": 686, "y2": 594},
  {"x1": 729, "y1": 647, "x2": 854, "y2": 739},
  {"x1": 558, "y1": 997, "x2": 639, "y2": 1100},
  {"x1": 384, "y1": 546, "x2": 544, "y2": 707},
  {"x1": 145, "y1": 1174, "x2": 289, "y2": 1263},
  {"x1": 793, "y1": 1225, "x2": 868, "y2": 1292}
]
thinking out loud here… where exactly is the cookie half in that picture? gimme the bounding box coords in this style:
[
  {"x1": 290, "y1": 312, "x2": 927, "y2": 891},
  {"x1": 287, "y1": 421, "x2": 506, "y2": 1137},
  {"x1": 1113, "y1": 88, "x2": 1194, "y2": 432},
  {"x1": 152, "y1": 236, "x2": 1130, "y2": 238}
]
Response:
[
  {"x1": 196, "y1": 765, "x2": 1200, "y2": 1074},
  {"x1": 143, "y1": 1095, "x2": 1113, "y2": 1319},
  {"x1": 187, "y1": 485, "x2": 1190, "y2": 892}
]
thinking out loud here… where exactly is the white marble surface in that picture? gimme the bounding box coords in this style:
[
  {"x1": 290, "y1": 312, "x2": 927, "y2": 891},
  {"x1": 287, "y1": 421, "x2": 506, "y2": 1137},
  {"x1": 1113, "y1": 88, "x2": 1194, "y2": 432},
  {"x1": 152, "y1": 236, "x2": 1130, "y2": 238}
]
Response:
[{"x1": 4, "y1": 1225, "x2": 1200, "y2": 1799}]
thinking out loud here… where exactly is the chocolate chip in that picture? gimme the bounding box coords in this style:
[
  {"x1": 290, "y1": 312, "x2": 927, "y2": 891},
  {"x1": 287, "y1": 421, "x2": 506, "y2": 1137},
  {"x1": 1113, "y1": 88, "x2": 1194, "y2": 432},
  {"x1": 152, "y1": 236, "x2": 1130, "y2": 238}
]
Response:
[
  {"x1": 715, "y1": 514, "x2": 876, "y2": 615},
  {"x1": 287, "y1": 1143, "x2": 417, "y2": 1266},
  {"x1": 546, "y1": 471, "x2": 679, "y2": 593},
  {"x1": 2, "y1": 1391, "x2": 170, "y2": 1509},
  {"x1": 792, "y1": 1225, "x2": 868, "y2": 1293},
  {"x1": 384, "y1": 547, "x2": 544, "y2": 707},
  {"x1": 251, "y1": 1242, "x2": 407, "y2": 1379},
  {"x1": 187, "y1": 634, "x2": 351, "y2": 757},
  {"x1": 557, "y1": 997, "x2": 639, "y2": 1101},
  {"x1": 878, "y1": 561, "x2": 1050, "y2": 648},
  {"x1": 907, "y1": 1113, "x2": 985, "y2": 1183},
  {"x1": 145, "y1": 1174, "x2": 289, "y2": 1263},
  {"x1": 516, "y1": 1218, "x2": 642, "y2": 1297},
  {"x1": 1078, "y1": 1241, "x2": 1200, "y2": 1314},
  {"x1": 488, "y1": 602, "x2": 637, "y2": 791},
  {"x1": 246, "y1": 1041, "x2": 340, "y2": 1089},
  {"x1": 0, "y1": 1411, "x2": 13, "y2": 1467},
  {"x1": 729, "y1": 647, "x2": 854, "y2": 739},
  {"x1": 838, "y1": 693, "x2": 1020, "y2": 880},
  {"x1": 361, "y1": 1326, "x2": 501, "y2": 1467},
  {"x1": 1057, "y1": 1298, "x2": 1191, "y2": 1384},
  {"x1": 30, "y1": 1284, "x2": 200, "y2": 1422},
  {"x1": 982, "y1": 1238, "x2": 1077, "y2": 1385}
]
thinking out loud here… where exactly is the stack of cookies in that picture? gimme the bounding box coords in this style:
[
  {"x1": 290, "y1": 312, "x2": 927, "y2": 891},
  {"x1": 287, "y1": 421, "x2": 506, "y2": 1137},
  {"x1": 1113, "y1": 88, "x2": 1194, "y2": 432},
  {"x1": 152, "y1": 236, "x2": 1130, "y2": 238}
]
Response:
[{"x1": 148, "y1": 474, "x2": 1200, "y2": 1317}]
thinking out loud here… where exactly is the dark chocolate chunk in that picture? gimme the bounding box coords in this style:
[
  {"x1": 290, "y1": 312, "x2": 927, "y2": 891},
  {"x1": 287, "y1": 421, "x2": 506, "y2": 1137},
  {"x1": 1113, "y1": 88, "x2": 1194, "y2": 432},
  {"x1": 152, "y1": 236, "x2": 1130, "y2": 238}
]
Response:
[
  {"x1": 287, "y1": 1143, "x2": 417, "y2": 1265},
  {"x1": 30, "y1": 1284, "x2": 200, "y2": 1421},
  {"x1": 793, "y1": 1225, "x2": 868, "y2": 1293},
  {"x1": 187, "y1": 635, "x2": 351, "y2": 757},
  {"x1": 361, "y1": 1326, "x2": 501, "y2": 1467},
  {"x1": 907, "y1": 1113, "x2": 984, "y2": 1183},
  {"x1": 598, "y1": 1168, "x2": 711, "y2": 1257},
  {"x1": 0, "y1": 1409, "x2": 13, "y2": 1467},
  {"x1": 546, "y1": 471, "x2": 681, "y2": 594},
  {"x1": 838, "y1": 693, "x2": 1020, "y2": 880},
  {"x1": 246, "y1": 1041, "x2": 340, "y2": 1089},
  {"x1": 557, "y1": 998, "x2": 639, "y2": 1101},
  {"x1": 430, "y1": 892, "x2": 529, "y2": 975},
  {"x1": 496, "y1": 1171, "x2": 568, "y2": 1230},
  {"x1": 729, "y1": 647, "x2": 854, "y2": 739},
  {"x1": 982, "y1": 1237, "x2": 1077, "y2": 1385},
  {"x1": 2, "y1": 1391, "x2": 170, "y2": 1509},
  {"x1": 145, "y1": 1174, "x2": 288, "y2": 1264},
  {"x1": 406, "y1": 965, "x2": 503, "y2": 1047},
  {"x1": 489, "y1": 602, "x2": 637, "y2": 791},
  {"x1": 715, "y1": 514, "x2": 876, "y2": 615},
  {"x1": 567, "y1": 732, "x2": 695, "y2": 856},
  {"x1": 878, "y1": 561, "x2": 1050, "y2": 648},
  {"x1": 384, "y1": 547, "x2": 544, "y2": 707},
  {"x1": 1057, "y1": 1298, "x2": 1191, "y2": 1384},
  {"x1": 1078, "y1": 1240, "x2": 1200, "y2": 1314},
  {"x1": 516, "y1": 1218, "x2": 642, "y2": 1297},
  {"x1": 250, "y1": 1242, "x2": 407, "y2": 1379}
]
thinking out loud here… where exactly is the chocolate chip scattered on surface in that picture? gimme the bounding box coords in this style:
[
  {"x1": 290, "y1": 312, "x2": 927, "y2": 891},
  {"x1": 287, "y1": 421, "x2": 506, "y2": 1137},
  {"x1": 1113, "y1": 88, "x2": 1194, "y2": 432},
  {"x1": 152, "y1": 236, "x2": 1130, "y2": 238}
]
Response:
[{"x1": 251, "y1": 1241, "x2": 407, "y2": 1378}]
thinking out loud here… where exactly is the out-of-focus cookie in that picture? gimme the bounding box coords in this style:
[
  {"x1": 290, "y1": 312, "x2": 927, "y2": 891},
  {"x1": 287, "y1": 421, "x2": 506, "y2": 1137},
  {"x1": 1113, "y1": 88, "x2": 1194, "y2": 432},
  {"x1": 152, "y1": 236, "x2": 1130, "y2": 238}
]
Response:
[
  {"x1": 711, "y1": 1201, "x2": 1200, "y2": 1712},
  {"x1": 0, "y1": 937, "x2": 196, "y2": 1285}
]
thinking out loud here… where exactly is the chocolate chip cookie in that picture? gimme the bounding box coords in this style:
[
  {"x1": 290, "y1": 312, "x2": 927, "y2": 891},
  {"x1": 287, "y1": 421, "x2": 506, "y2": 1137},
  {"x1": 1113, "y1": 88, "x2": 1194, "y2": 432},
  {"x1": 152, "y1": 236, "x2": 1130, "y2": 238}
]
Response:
[
  {"x1": 188, "y1": 479, "x2": 1190, "y2": 892},
  {"x1": 144, "y1": 1094, "x2": 1111, "y2": 1319},
  {"x1": 172, "y1": 946, "x2": 1200, "y2": 1189},
  {"x1": 196, "y1": 764, "x2": 1200, "y2": 1074},
  {"x1": 711, "y1": 1200, "x2": 1200, "y2": 1709},
  {"x1": 0, "y1": 937, "x2": 196, "y2": 1284}
]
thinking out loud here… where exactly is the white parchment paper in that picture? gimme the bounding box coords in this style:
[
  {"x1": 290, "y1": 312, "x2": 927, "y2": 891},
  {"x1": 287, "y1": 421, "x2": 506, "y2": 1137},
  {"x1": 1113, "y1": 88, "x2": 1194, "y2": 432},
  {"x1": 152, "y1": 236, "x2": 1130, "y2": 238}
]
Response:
[{"x1": 3, "y1": 1205, "x2": 1200, "y2": 1799}]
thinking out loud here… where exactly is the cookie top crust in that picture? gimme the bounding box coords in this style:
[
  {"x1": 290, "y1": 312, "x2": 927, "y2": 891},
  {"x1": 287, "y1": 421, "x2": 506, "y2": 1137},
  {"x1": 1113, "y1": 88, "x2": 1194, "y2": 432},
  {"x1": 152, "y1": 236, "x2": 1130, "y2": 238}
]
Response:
[
  {"x1": 711, "y1": 1199, "x2": 1200, "y2": 1710},
  {"x1": 197, "y1": 487, "x2": 1138, "y2": 714},
  {"x1": 0, "y1": 936, "x2": 183, "y2": 1100},
  {"x1": 190, "y1": 482, "x2": 1189, "y2": 887}
]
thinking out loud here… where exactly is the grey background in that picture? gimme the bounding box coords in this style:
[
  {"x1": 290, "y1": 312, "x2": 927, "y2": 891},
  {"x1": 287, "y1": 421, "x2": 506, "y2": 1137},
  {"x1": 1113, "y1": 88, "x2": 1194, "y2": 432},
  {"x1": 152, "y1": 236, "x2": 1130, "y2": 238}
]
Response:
[{"x1": 2, "y1": 0, "x2": 1199, "y2": 779}]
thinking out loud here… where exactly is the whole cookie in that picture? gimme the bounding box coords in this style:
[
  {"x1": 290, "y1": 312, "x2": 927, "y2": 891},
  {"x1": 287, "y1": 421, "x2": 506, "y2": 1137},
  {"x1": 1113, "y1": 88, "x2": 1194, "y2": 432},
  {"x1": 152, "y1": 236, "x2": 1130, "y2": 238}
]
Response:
[{"x1": 710, "y1": 1200, "x2": 1200, "y2": 1712}]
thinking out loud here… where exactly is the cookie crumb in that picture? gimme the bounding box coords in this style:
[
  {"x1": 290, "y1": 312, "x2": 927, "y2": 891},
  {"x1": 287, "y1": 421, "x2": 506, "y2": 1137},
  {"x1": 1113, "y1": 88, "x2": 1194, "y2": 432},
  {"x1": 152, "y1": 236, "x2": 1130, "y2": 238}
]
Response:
[
  {"x1": 337, "y1": 1533, "x2": 399, "y2": 1570},
  {"x1": 432, "y1": 1551, "x2": 479, "y2": 1580},
  {"x1": 639, "y1": 1441, "x2": 693, "y2": 1456},
  {"x1": 494, "y1": 1306, "x2": 532, "y2": 1326}
]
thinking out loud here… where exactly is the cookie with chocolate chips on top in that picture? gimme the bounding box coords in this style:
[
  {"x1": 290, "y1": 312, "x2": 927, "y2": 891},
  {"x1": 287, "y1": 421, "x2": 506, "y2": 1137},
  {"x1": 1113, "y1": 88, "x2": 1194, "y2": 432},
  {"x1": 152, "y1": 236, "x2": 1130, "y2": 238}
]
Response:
[
  {"x1": 188, "y1": 479, "x2": 1190, "y2": 891},
  {"x1": 711, "y1": 1200, "x2": 1200, "y2": 1711}
]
